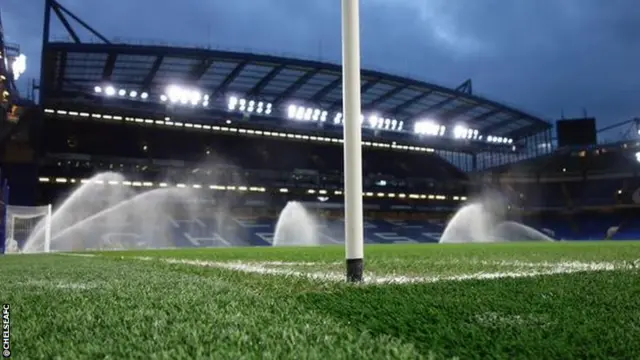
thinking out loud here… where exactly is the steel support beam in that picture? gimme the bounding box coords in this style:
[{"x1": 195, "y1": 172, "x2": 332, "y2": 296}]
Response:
[
  {"x1": 140, "y1": 56, "x2": 164, "y2": 92},
  {"x1": 248, "y1": 64, "x2": 285, "y2": 97},
  {"x1": 271, "y1": 68, "x2": 321, "y2": 105},
  {"x1": 102, "y1": 53, "x2": 117, "y2": 81}
]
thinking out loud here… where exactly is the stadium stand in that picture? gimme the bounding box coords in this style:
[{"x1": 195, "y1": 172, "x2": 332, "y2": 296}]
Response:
[
  {"x1": 5, "y1": 0, "x2": 640, "y2": 247},
  {"x1": 487, "y1": 142, "x2": 640, "y2": 240}
]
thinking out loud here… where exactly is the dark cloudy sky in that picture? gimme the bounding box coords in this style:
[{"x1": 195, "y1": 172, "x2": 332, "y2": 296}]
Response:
[{"x1": 2, "y1": 0, "x2": 639, "y2": 137}]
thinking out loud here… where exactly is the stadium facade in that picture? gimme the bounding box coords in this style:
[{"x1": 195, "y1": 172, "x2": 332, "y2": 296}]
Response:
[
  {"x1": 3, "y1": 0, "x2": 640, "y2": 246},
  {"x1": 35, "y1": 1, "x2": 553, "y2": 190}
]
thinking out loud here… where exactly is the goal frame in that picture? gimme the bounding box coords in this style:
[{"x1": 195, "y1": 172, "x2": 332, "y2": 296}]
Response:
[{"x1": 4, "y1": 204, "x2": 53, "y2": 253}]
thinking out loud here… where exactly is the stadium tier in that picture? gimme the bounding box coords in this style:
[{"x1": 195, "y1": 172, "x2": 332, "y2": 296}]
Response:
[
  {"x1": 3, "y1": 0, "x2": 640, "y2": 245},
  {"x1": 25, "y1": 0, "x2": 559, "y2": 213}
]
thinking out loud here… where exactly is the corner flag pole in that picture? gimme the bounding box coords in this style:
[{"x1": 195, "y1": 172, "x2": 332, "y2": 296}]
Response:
[{"x1": 342, "y1": 0, "x2": 364, "y2": 282}]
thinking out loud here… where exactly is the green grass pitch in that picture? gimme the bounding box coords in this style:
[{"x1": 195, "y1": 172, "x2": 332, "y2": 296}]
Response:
[{"x1": 2, "y1": 242, "x2": 640, "y2": 359}]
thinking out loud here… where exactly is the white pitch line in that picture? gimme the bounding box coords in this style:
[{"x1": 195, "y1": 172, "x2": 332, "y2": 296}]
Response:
[
  {"x1": 232, "y1": 261, "x2": 341, "y2": 266},
  {"x1": 54, "y1": 253, "x2": 98, "y2": 257},
  {"x1": 134, "y1": 256, "x2": 345, "y2": 281},
  {"x1": 49, "y1": 253, "x2": 638, "y2": 284},
  {"x1": 133, "y1": 257, "x2": 637, "y2": 285},
  {"x1": 388, "y1": 258, "x2": 639, "y2": 270}
]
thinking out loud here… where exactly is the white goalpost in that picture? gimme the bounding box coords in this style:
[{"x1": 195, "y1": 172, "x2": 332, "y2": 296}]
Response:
[{"x1": 5, "y1": 204, "x2": 53, "y2": 253}]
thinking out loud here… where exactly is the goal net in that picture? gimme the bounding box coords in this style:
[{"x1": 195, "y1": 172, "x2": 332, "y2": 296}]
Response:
[{"x1": 4, "y1": 204, "x2": 52, "y2": 253}]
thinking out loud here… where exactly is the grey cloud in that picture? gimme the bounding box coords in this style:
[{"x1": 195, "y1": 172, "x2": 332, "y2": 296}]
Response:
[{"x1": 2, "y1": 0, "x2": 639, "y2": 129}]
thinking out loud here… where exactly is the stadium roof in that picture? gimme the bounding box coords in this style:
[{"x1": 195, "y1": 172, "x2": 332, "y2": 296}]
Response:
[{"x1": 39, "y1": 0, "x2": 551, "y2": 141}]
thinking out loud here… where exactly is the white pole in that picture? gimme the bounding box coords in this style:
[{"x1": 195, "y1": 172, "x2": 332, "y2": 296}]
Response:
[
  {"x1": 342, "y1": 0, "x2": 364, "y2": 282},
  {"x1": 44, "y1": 204, "x2": 52, "y2": 253}
]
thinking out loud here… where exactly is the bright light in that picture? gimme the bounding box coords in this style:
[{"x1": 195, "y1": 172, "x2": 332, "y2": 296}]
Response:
[
  {"x1": 167, "y1": 85, "x2": 180, "y2": 103},
  {"x1": 286, "y1": 104, "x2": 327, "y2": 121},
  {"x1": 96, "y1": 84, "x2": 148, "y2": 101},
  {"x1": 636, "y1": 152, "x2": 640, "y2": 163},
  {"x1": 11, "y1": 54, "x2": 26, "y2": 80},
  {"x1": 453, "y1": 125, "x2": 468, "y2": 139},
  {"x1": 228, "y1": 96, "x2": 238, "y2": 110},
  {"x1": 229, "y1": 96, "x2": 272, "y2": 114},
  {"x1": 190, "y1": 92, "x2": 202, "y2": 105},
  {"x1": 165, "y1": 85, "x2": 207, "y2": 107},
  {"x1": 414, "y1": 120, "x2": 445, "y2": 136},
  {"x1": 367, "y1": 114, "x2": 395, "y2": 129},
  {"x1": 333, "y1": 112, "x2": 402, "y2": 131},
  {"x1": 368, "y1": 114, "x2": 378, "y2": 127},
  {"x1": 487, "y1": 135, "x2": 513, "y2": 144}
]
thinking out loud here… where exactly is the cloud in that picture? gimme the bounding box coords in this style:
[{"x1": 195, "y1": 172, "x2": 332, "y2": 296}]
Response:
[{"x1": 2, "y1": 0, "x2": 638, "y2": 128}]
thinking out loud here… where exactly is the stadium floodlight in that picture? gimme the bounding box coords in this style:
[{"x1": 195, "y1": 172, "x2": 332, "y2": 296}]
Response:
[
  {"x1": 334, "y1": 112, "x2": 402, "y2": 131},
  {"x1": 367, "y1": 114, "x2": 379, "y2": 128},
  {"x1": 228, "y1": 96, "x2": 238, "y2": 110},
  {"x1": 414, "y1": 120, "x2": 445, "y2": 136},
  {"x1": 129, "y1": 91, "x2": 138, "y2": 98},
  {"x1": 287, "y1": 104, "x2": 327, "y2": 121},
  {"x1": 229, "y1": 96, "x2": 272, "y2": 114},
  {"x1": 140, "y1": 92, "x2": 148, "y2": 100},
  {"x1": 334, "y1": 112, "x2": 343, "y2": 124},
  {"x1": 453, "y1": 125, "x2": 469, "y2": 139},
  {"x1": 367, "y1": 114, "x2": 395, "y2": 130},
  {"x1": 313, "y1": 108, "x2": 328, "y2": 121},
  {"x1": 486, "y1": 135, "x2": 513, "y2": 144},
  {"x1": 167, "y1": 86, "x2": 181, "y2": 103},
  {"x1": 11, "y1": 54, "x2": 26, "y2": 80},
  {"x1": 94, "y1": 86, "x2": 102, "y2": 93},
  {"x1": 382, "y1": 118, "x2": 399, "y2": 130},
  {"x1": 454, "y1": 126, "x2": 481, "y2": 140},
  {"x1": 105, "y1": 86, "x2": 116, "y2": 96},
  {"x1": 164, "y1": 85, "x2": 207, "y2": 107},
  {"x1": 636, "y1": 152, "x2": 640, "y2": 163},
  {"x1": 118, "y1": 89, "x2": 126, "y2": 96},
  {"x1": 342, "y1": 0, "x2": 364, "y2": 283}
]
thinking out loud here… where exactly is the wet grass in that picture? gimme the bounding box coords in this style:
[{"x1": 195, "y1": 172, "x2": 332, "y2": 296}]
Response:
[{"x1": 2, "y1": 242, "x2": 640, "y2": 359}]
